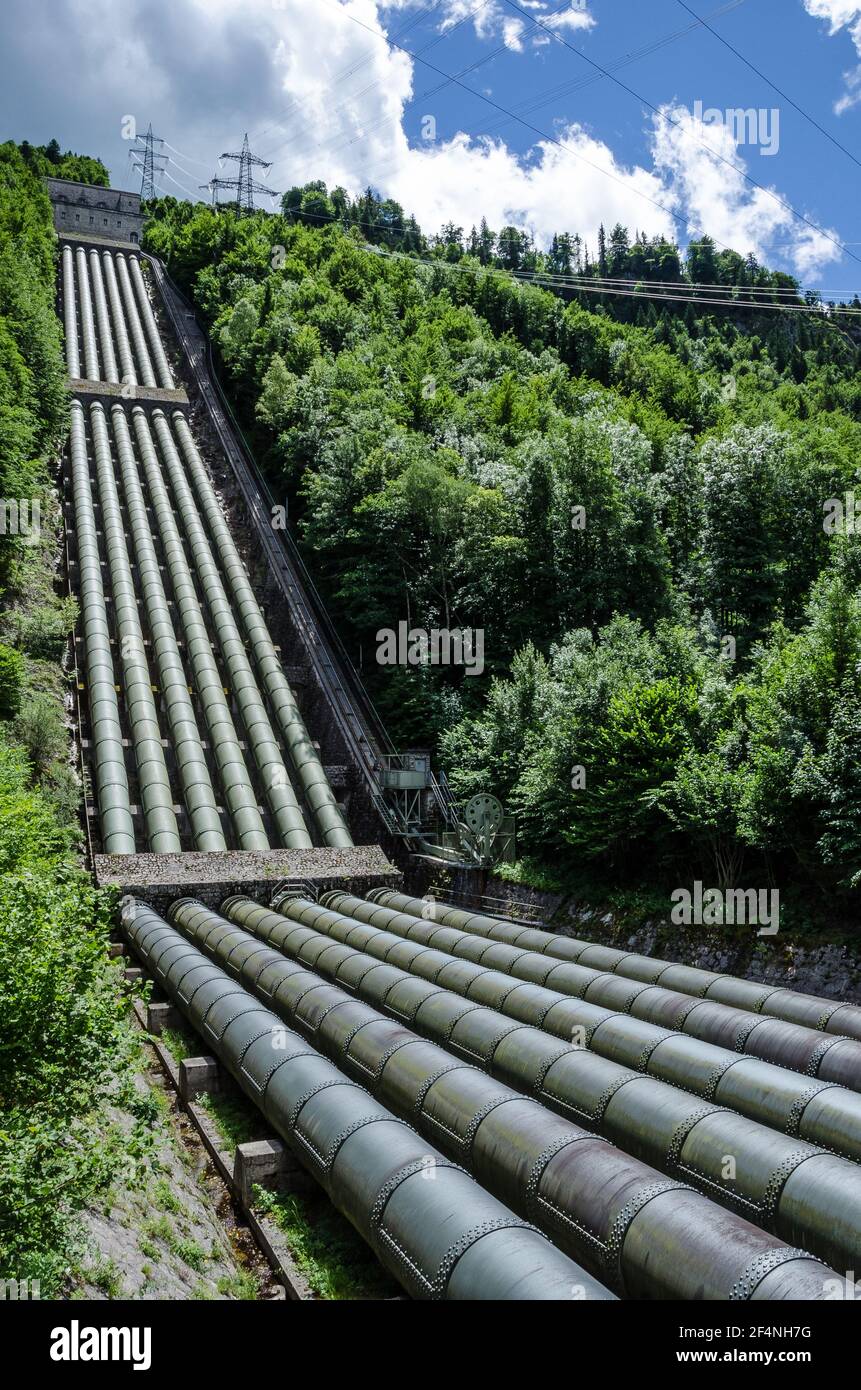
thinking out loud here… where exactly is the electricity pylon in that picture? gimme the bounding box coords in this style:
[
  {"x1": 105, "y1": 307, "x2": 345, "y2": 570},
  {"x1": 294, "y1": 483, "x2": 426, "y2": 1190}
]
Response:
[
  {"x1": 130, "y1": 123, "x2": 167, "y2": 201},
  {"x1": 208, "y1": 133, "x2": 279, "y2": 214}
]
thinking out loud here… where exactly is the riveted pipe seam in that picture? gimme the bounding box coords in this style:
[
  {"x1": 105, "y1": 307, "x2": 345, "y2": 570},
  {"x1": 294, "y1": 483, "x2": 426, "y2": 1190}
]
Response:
[
  {"x1": 377, "y1": 889, "x2": 861, "y2": 1046},
  {"x1": 121, "y1": 899, "x2": 609, "y2": 1302},
  {"x1": 130, "y1": 407, "x2": 268, "y2": 848},
  {"x1": 68, "y1": 402, "x2": 135, "y2": 852},
  {"x1": 330, "y1": 891, "x2": 861, "y2": 1160},
  {"x1": 169, "y1": 410, "x2": 352, "y2": 848},
  {"x1": 214, "y1": 894, "x2": 859, "y2": 1283},
  {"x1": 150, "y1": 410, "x2": 311, "y2": 849},
  {"x1": 89, "y1": 404, "x2": 179, "y2": 850},
  {"x1": 361, "y1": 891, "x2": 861, "y2": 1096}
]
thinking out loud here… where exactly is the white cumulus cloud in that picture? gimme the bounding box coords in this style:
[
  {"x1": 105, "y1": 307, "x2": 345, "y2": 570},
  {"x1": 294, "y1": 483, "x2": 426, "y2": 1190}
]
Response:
[
  {"x1": 0, "y1": 0, "x2": 845, "y2": 275},
  {"x1": 650, "y1": 103, "x2": 842, "y2": 275},
  {"x1": 803, "y1": 0, "x2": 861, "y2": 111}
]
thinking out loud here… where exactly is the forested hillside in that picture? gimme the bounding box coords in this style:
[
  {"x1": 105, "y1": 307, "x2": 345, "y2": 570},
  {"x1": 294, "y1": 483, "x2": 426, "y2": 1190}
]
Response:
[
  {"x1": 0, "y1": 141, "x2": 139, "y2": 1291},
  {"x1": 144, "y1": 185, "x2": 861, "y2": 910}
]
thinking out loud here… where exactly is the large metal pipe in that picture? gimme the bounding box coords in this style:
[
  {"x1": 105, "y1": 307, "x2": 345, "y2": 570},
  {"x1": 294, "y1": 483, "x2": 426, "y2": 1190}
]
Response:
[
  {"x1": 328, "y1": 894, "x2": 861, "y2": 1158},
  {"x1": 130, "y1": 407, "x2": 268, "y2": 849},
  {"x1": 436, "y1": 903, "x2": 861, "y2": 1045},
  {"x1": 61, "y1": 245, "x2": 80, "y2": 378},
  {"x1": 150, "y1": 411, "x2": 312, "y2": 849},
  {"x1": 88, "y1": 249, "x2": 119, "y2": 385},
  {"x1": 111, "y1": 406, "x2": 225, "y2": 851},
  {"x1": 169, "y1": 411, "x2": 353, "y2": 848},
  {"x1": 69, "y1": 402, "x2": 135, "y2": 853},
  {"x1": 367, "y1": 891, "x2": 861, "y2": 1093},
  {"x1": 114, "y1": 253, "x2": 157, "y2": 389},
  {"x1": 100, "y1": 250, "x2": 137, "y2": 388},
  {"x1": 122, "y1": 899, "x2": 608, "y2": 1301},
  {"x1": 218, "y1": 893, "x2": 861, "y2": 1279},
  {"x1": 89, "y1": 405, "x2": 179, "y2": 851},
  {"x1": 74, "y1": 246, "x2": 100, "y2": 381},
  {"x1": 127, "y1": 255, "x2": 175, "y2": 390}
]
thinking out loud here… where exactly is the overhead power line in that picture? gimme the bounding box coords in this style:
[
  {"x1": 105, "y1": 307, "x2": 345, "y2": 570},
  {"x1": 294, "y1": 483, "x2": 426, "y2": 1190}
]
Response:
[
  {"x1": 325, "y1": 0, "x2": 855, "y2": 274},
  {"x1": 324, "y1": 0, "x2": 729, "y2": 250},
  {"x1": 254, "y1": 197, "x2": 861, "y2": 317},
  {"x1": 259, "y1": 0, "x2": 503, "y2": 171},
  {"x1": 500, "y1": 0, "x2": 859, "y2": 268},
  {"x1": 675, "y1": 0, "x2": 861, "y2": 174},
  {"x1": 264, "y1": 0, "x2": 739, "y2": 199}
]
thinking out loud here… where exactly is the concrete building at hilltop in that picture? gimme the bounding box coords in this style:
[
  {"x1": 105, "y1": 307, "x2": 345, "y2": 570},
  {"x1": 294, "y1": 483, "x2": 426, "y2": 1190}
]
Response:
[{"x1": 45, "y1": 177, "x2": 143, "y2": 245}]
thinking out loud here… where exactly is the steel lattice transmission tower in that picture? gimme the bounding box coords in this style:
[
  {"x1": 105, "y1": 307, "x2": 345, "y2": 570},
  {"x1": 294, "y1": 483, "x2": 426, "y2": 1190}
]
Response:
[
  {"x1": 130, "y1": 123, "x2": 167, "y2": 202},
  {"x1": 207, "y1": 133, "x2": 279, "y2": 214}
]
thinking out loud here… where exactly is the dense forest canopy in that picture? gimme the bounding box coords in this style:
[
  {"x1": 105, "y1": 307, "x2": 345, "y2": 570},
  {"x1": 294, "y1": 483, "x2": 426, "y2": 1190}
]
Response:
[
  {"x1": 143, "y1": 180, "x2": 861, "y2": 905},
  {"x1": 0, "y1": 141, "x2": 140, "y2": 1291}
]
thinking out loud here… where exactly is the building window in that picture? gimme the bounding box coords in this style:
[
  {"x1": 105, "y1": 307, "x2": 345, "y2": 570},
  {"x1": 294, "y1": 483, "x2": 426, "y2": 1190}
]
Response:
[{"x1": 103, "y1": 218, "x2": 108, "y2": 225}]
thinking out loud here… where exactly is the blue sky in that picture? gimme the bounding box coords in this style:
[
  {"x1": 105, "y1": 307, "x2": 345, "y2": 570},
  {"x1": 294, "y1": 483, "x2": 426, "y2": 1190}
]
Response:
[{"x1": 2, "y1": 0, "x2": 861, "y2": 294}]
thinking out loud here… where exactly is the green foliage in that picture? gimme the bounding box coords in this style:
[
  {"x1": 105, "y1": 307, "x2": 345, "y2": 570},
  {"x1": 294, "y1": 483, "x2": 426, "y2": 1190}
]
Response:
[
  {"x1": 0, "y1": 642, "x2": 23, "y2": 717},
  {"x1": 0, "y1": 139, "x2": 138, "y2": 1295},
  {"x1": 0, "y1": 752, "x2": 137, "y2": 1288},
  {"x1": 143, "y1": 186, "x2": 861, "y2": 905}
]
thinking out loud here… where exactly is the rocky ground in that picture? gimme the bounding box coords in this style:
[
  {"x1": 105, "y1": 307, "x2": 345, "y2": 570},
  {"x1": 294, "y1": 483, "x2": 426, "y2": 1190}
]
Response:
[
  {"x1": 484, "y1": 876, "x2": 861, "y2": 1004},
  {"x1": 72, "y1": 1067, "x2": 276, "y2": 1301}
]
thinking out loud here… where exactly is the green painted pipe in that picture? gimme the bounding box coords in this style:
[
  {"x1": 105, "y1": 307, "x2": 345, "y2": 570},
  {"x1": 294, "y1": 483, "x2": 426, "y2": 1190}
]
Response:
[
  {"x1": 90, "y1": 404, "x2": 179, "y2": 851},
  {"x1": 88, "y1": 248, "x2": 119, "y2": 385},
  {"x1": 123, "y1": 899, "x2": 606, "y2": 1301},
  {"x1": 170, "y1": 411, "x2": 353, "y2": 848},
  {"x1": 150, "y1": 410, "x2": 312, "y2": 850},
  {"x1": 69, "y1": 401, "x2": 135, "y2": 853},
  {"x1": 331, "y1": 892, "x2": 861, "y2": 1156},
  {"x1": 130, "y1": 407, "x2": 268, "y2": 849},
  {"x1": 111, "y1": 405, "x2": 225, "y2": 850},
  {"x1": 204, "y1": 894, "x2": 842, "y2": 1300},
  {"x1": 61, "y1": 245, "x2": 80, "y2": 378},
  {"x1": 431, "y1": 901, "x2": 861, "y2": 1045},
  {"x1": 223, "y1": 892, "x2": 861, "y2": 1279},
  {"x1": 127, "y1": 256, "x2": 175, "y2": 390},
  {"x1": 367, "y1": 891, "x2": 861, "y2": 1093},
  {"x1": 74, "y1": 245, "x2": 100, "y2": 381},
  {"x1": 114, "y1": 252, "x2": 157, "y2": 389},
  {"x1": 100, "y1": 250, "x2": 138, "y2": 388}
]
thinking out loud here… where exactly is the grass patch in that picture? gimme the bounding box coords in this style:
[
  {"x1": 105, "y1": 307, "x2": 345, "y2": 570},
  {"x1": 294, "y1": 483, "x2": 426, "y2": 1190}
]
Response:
[
  {"x1": 84, "y1": 1257, "x2": 124, "y2": 1298},
  {"x1": 152, "y1": 1178, "x2": 181, "y2": 1214},
  {"x1": 216, "y1": 1269, "x2": 260, "y2": 1300},
  {"x1": 253, "y1": 1187, "x2": 399, "y2": 1301},
  {"x1": 158, "y1": 1025, "x2": 198, "y2": 1065},
  {"x1": 196, "y1": 1089, "x2": 262, "y2": 1150}
]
